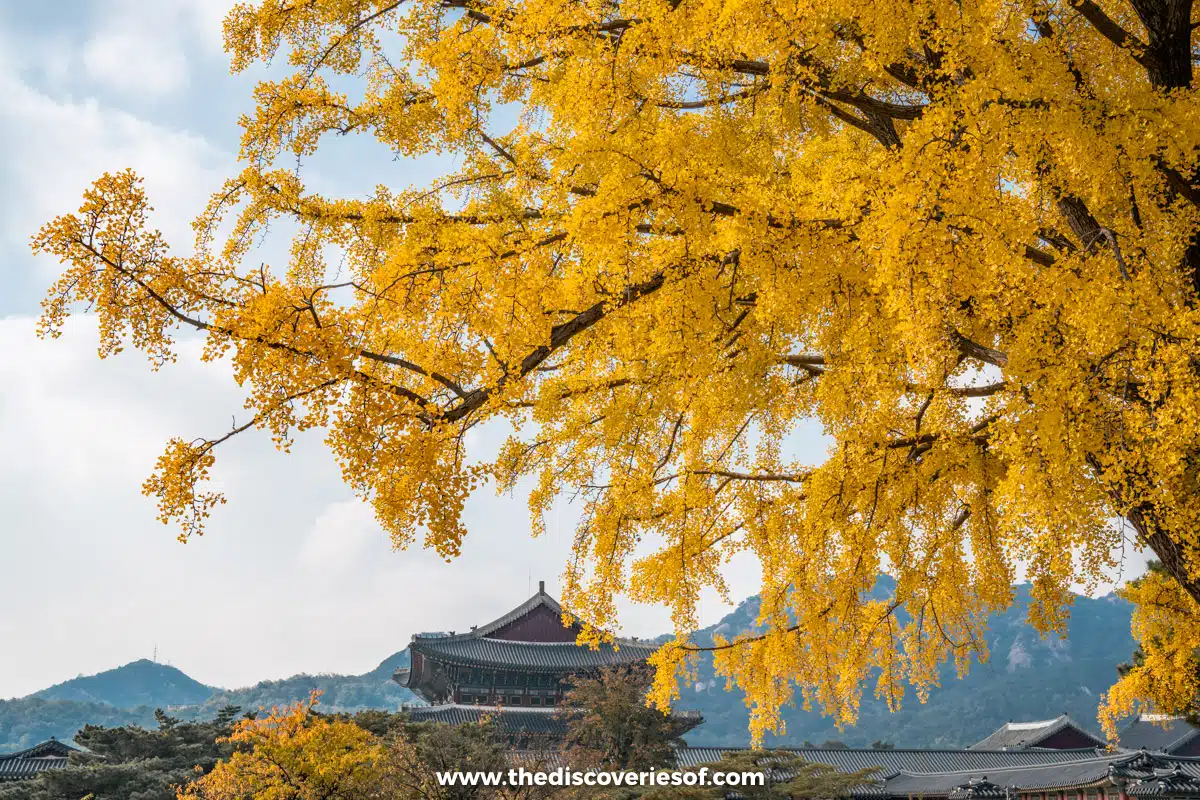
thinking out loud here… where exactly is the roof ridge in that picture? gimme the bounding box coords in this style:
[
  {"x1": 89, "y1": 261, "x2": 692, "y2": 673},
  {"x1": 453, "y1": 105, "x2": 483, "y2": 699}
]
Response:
[
  {"x1": 473, "y1": 637, "x2": 648, "y2": 647},
  {"x1": 412, "y1": 591, "x2": 570, "y2": 643},
  {"x1": 888, "y1": 752, "x2": 1142, "y2": 779},
  {"x1": 1004, "y1": 715, "x2": 1069, "y2": 730},
  {"x1": 669, "y1": 747, "x2": 1108, "y2": 754},
  {"x1": 0, "y1": 740, "x2": 77, "y2": 761},
  {"x1": 414, "y1": 703, "x2": 565, "y2": 714}
]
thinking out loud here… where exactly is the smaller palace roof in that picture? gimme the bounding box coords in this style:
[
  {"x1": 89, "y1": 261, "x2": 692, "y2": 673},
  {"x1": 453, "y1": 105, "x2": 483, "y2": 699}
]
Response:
[
  {"x1": 672, "y1": 746, "x2": 1112, "y2": 776},
  {"x1": 524, "y1": 747, "x2": 1197, "y2": 798},
  {"x1": 1120, "y1": 716, "x2": 1200, "y2": 755},
  {"x1": 969, "y1": 714, "x2": 1105, "y2": 751},
  {"x1": 0, "y1": 739, "x2": 76, "y2": 782},
  {"x1": 877, "y1": 752, "x2": 1200, "y2": 799},
  {"x1": 406, "y1": 704, "x2": 570, "y2": 735},
  {"x1": 671, "y1": 749, "x2": 1200, "y2": 799}
]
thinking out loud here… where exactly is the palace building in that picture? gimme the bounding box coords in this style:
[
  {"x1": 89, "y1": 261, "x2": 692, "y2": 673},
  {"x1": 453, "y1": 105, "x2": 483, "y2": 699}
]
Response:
[
  {"x1": 393, "y1": 581, "x2": 701, "y2": 746},
  {"x1": 395, "y1": 581, "x2": 659, "y2": 707}
]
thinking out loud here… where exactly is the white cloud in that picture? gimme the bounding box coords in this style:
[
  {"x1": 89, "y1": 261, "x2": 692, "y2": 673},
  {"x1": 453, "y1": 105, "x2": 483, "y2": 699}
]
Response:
[
  {"x1": 299, "y1": 500, "x2": 386, "y2": 573},
  {"x1": 0, "y1": 70, "x2": 226, "y2": 254},
  {"x1": 81, "y1": 29, "x2": 191, "y2": 98},
  {"x1": 81, "y1": 0, "x2": 227, "y2": 97}
]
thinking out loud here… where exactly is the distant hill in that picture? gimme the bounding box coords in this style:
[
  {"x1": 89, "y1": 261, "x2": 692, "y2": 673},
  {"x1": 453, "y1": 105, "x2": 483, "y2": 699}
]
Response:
[
  {"x1": 0, "y1": 698, "x2": 157, "y2": 752},
  {"x1": 32, "y1": 659, "x2": 215, "y2": 709},
  {"x1": 199, "y1": 650, "x2": 415, "y2": 714},
  {"x1": 1, "y1": 586, "x2": 1137, "y2": 751},
  {"x1": 0, "y1": 652, "x2": 416, "y2": 751}
]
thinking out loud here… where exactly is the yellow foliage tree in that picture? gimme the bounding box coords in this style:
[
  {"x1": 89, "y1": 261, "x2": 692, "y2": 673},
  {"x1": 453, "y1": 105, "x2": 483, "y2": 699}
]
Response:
[
  {"x1": 1099, "y1": 562, "x2": 1200, "y2": 737},
  {"x1": 31, "y1": 0, "x2": 1200, "y2": 740},
  {"x1": 177, "y1": 695, "x2": 383, "y2": 800}
]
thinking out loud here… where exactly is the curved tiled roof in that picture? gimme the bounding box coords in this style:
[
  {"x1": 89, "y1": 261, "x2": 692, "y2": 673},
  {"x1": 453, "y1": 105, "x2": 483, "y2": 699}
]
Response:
[
  {"x1": 503, "y1": 748, "x2": 1200, "y2": 798},
  {"x1": 673, "y1": 746, "x2": 1113, "y2": 774},
  {"x1": 410, "y1": 635, "x2": 657, "y2": 672},
  {"x1": 1120, "y1": 716, "x2": 1200, "y2": 754},
  {"x1": 969, "y1": 714, "x2": 1104, "y2": 750},
  {"x1": 412, "y1": 588, "x2": 573, "y2": 644},
  {"x1": 404, "y1": 587, "x2": 657, "y2": 676},
  {"x1": 0, "y1": 739, "x2": 76, "y2": 782},
  {"x1": 1127, "y1": 768, "x2": 1200, "y2": 797},
  {"x1": 405, "y1": 704, "x2": 570, "y2": 735},
  {"x1": 878, "y1": 751, "x2": 1200, "y2": 798},
  {"x1": 678, "y1": 749, "x2": 1200, "y2": 798}
]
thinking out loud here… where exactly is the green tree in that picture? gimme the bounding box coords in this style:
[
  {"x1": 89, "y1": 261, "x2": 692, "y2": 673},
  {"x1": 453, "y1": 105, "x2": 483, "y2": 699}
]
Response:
[
  {"x1": 560, "y1": 667, "x2": 685, "y2": 772},
  {"x1": 378, "y1": 718, "x2": 513, "y2": 800},
  {"x1": 0, "y1": 711, "x2": 238, "y2": 800}
]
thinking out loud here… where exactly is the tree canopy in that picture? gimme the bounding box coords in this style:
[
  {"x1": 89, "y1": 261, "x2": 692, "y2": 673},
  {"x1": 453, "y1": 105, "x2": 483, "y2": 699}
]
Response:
[
  {"x1": 0, "y1": 706, "x2": 241, "y2": 800},
  {"x1": 177, "y1": 695, "x2": 382, "y2": 800},
  {"x1": 560, "y1": 667, "x2": 685, "y2": 772},
  {"x1": 32, "y1": 0, "x2": 1200, "y2": 739}
]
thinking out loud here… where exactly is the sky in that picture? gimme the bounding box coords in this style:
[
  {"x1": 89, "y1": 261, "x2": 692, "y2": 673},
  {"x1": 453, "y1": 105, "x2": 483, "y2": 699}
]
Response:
[{"x1": 0, "y1": 1, "x2": 1152, "y2": 701}]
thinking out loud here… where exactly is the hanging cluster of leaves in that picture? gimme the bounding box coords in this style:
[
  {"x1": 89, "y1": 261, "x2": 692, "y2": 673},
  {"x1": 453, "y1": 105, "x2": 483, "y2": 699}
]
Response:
[{"x1": 32, "y1": 0, "x2": 1200, "y2": 739}]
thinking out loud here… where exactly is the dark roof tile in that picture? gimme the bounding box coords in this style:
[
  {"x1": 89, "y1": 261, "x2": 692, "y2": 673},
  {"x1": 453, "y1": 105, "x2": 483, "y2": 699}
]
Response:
[
  {"x1": 969, "y1": 715, "x2": 1104, "y2": 751},
  {"x1": 1120, "y1": 716, "x2": 1200, "y2": 754},
  {"x1": 404, "y1": 704, "x2": 569, "y2": 735},
  {"x1": 410, "y1": 636, "x2": 657, "y2": 672},
  {"x1": 674, "y1": 746, "x2": 1112, "y2": 774},
  {"x1": 0, "y1": 740, "x2": 76, "y2": 782}
]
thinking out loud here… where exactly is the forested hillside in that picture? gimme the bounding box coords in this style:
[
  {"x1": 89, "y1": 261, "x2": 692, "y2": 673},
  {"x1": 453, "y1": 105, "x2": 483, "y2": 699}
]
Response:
[{"x1": 0, "y1": 653, "x2": 414, "y2": 751}]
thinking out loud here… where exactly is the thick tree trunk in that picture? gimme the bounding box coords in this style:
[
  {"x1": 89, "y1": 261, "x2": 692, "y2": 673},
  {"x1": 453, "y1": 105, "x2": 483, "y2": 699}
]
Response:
[
  {"x1": 1131, "y1": 0, "x2": 1194, "y2": 90},
  {"x1": 1129, "y1": 504, "x2": 1200, "y2": 607},
  {"x1": 1123, "y1": 4, "x2": 1200, "y2": 605}
]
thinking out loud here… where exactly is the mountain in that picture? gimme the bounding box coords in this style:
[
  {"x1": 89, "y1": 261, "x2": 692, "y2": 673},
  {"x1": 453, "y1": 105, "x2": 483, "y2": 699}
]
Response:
[
  {"x1": 673, "y1": 580, "x2": 1137, "y2": 747},
  {"x1": 32, "y1": 659, "x2": 215, "y2": 709},
  {"x1": 0, "y1": 585, "x2": 1137, "y2": 751},
  {"x1": 200, "y1": 650, "x2": 415, "y2": 713},
  {"x1": 0, "y1": 652, "x2": 416, "y2": 751},
  {"x1": 0, "y1": 698, "x2": 158, "y2": 752}
]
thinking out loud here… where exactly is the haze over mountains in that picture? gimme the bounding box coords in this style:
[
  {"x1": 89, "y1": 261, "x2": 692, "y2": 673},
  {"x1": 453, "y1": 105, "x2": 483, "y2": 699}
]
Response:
[{"x1": 0, "y1": 582, "x2": 1136, "y2": 751}]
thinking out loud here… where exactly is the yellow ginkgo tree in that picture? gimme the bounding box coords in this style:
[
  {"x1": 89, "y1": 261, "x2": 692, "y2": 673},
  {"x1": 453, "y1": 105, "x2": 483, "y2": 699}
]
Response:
[
  {"x1": 177, "y1": 695, "x2": 384, "y2": 800},
  {"x1": 32, "y1": 0, "x2": 1200, "y2": 740}
]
